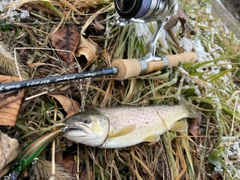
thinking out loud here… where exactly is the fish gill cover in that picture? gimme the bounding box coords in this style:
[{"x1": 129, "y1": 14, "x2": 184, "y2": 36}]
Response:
[{"x1": 0, "y1": 0, "x2": 239, "y2": 179}]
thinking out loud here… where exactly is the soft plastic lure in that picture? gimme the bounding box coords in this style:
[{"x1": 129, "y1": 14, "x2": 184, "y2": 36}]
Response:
[{"x1": 7, "y1": 129, "x2": 64, "y2": 180}]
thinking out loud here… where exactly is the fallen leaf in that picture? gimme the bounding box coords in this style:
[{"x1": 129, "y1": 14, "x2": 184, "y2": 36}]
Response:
[
  {"x1": 51, "y1": 26, "x2": 80, "y2": 71},
  {"x1": 75, "y1": 6, "x2": 105, "y2": 66},
  {"x1": 0, "y1": 75, "x2": 25, "y2": 126},
  {"x1": 55, "y1": 152, "x2": 63, "y2": 165},
  {"x1": 56, "y1": 151, "x2": 90, "y2": 179},
  {"x1": 164, "y1": 7, "x2": 196, "y2": 37},
  {"x1": 0, "y1": 131, "x2": 19, "y2": 172},
  {"x1": 188, "y1": 112, "x2": 202, "y2": 143},
  {"x1": 75, "y1": 37, "x2": 97, "y2": 66},
  {"x1": 60, "y1": 154, "x2": 77, "y2": 175},
  {"x1": 50, "y1": 95, "x2": 80, "y2": 118}
]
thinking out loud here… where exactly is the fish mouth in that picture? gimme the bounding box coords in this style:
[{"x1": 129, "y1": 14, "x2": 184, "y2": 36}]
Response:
[{"x1": 63, "y1": 122, "x2": 92, "y2": 137}]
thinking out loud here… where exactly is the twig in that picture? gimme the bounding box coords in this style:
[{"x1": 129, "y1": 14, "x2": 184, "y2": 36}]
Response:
[
  {"x1": 50, "y1": 108, "x2": 58, "y2": 180},
  {"x1": 76, "y1": 144, "x2": 80, "y2": 180}
]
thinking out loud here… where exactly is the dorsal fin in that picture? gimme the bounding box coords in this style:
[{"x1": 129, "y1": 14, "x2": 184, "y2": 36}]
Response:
[{"x1": 108, "y1": 125, "x2": 136, "y2": 138}]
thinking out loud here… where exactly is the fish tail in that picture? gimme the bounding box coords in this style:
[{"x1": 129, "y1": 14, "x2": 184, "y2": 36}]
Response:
[{"x1": 180, "y1": 96, "x2": 200, "y2": 118}]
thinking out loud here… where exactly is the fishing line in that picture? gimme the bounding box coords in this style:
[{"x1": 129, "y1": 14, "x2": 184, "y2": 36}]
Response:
[{"x1": 98, "y1": 112, "x2": 111, "y2": 148}]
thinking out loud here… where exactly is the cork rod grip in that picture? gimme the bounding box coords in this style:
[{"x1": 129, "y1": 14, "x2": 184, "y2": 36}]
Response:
[
  {"x1": 112, "y1": 52, "x2": 197, "y2": 80},
  {"x1": 146, "y1": 52, "x2": 197, "y2": 73},
  {"x1": 112, "y1": 58, "x2": 141, "y2": 80}
]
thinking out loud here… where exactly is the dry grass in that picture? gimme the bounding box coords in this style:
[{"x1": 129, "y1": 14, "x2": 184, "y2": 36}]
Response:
[{"x1": 0, "y1": 0, "x2": 240, "y2": 179}]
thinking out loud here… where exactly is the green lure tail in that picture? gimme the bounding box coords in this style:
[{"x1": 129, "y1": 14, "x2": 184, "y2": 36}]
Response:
[{"x1": 9, "y1": 129, "x2": 63, "y2": 179}]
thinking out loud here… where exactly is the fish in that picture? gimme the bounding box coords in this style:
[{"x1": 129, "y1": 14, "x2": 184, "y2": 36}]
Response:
[{"x1": 63, "y1": 100, "x2": 198, "y2": 148}]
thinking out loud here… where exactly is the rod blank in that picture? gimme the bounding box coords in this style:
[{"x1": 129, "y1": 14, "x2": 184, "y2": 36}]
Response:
[
  {"x1": 0, "y1": 52, "x2": 197, "y2": 92},
  {"x1": 0, "y1": 67, "x2": 118, "y2": 92}
]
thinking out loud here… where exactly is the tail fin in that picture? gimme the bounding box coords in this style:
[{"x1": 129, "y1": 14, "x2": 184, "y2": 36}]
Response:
[{"x1": 180, "y1": 96, "x2": 200, "y2": 118}]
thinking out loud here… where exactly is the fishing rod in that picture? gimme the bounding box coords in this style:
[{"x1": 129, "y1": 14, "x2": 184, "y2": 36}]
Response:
[
  {"x1": 0, "y1": 0, "x2": 198, "y2": 92},
  {"x1": 0, "y1": 52, "x2": 196, "y2": 92}
]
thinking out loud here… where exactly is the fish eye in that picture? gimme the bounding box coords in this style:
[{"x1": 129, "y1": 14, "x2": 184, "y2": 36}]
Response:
[{"x1": 82, "y1": 117, "x2": 92, "y2": 124}]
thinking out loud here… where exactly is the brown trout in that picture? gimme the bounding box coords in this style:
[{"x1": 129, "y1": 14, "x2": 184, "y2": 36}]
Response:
[{"x1": 63, "y1": 101, "x2": 197, "y2": 148}]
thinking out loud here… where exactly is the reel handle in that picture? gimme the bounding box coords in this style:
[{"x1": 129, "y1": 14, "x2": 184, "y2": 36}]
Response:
[{"x1": 112, "y1": 52, "x2": 197, "y2": 80}]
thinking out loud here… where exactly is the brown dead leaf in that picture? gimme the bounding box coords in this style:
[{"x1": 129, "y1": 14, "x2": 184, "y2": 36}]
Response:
[
  {"x1": 0, "y1": 75, "x2": 25, "y2": 126},
  {"x1": 51, "y1": 26, "x2": 80, "y2": 71},
  {"x1": 188, "y1": 112, "x2": 202, "y2": 143},
  {"x1": 0, "y1": 131, "x2": 19, "y2": 172},
  {"x1": 55, "y1": 152, "x2": 63, "y2": 165},
  {"x1": 164, "y1": 7, "x2": 196, "y2": 37},
  {"x1": 50, "y1": 95, "x2": 80, "y2": 118},
  {"x1": 75, "y1": 37, "x2": 97, "y2": 66},
  {"x1": 60, "y1": 154, "x2": 77, "y2": 175},
  {"x1": 56, "y1": 152, "x2": 89, "y2": 179}
]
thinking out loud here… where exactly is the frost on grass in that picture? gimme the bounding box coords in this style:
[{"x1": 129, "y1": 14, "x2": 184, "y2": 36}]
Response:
[
  {"x1": 137, "y1": 1, "x2": 240, "y2": 178},
  {"x1": 0, "y1": 0, "x2": 30, "y2": 21},
  {"x1": 214, "y1": 136, "x2": 240, "y2": 178},
  {"x1": 182, "y1": 2, "x2": 240, "y2": 178}
]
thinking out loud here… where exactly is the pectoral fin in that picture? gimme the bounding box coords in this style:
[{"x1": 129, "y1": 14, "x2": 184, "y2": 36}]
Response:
[
  {"x1": 108, "y1": 125, "x2": 136, "y2": 138},
  {"x1": 170, "y1": 120, "x2": 188, "y2": 132},
  {"x1": 144, "y1": 134, "x2": 160, "y2": 142}
]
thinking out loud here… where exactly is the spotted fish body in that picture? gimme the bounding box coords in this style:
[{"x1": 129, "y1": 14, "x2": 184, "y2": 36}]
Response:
[{"x1": 63, "y1": 102, "x2": 197, "y2": 148}]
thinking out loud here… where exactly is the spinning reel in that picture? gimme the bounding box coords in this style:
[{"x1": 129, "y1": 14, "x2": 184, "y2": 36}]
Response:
[{"x1": 114, "y1": 0, "x2": 178, "y2": 58}]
